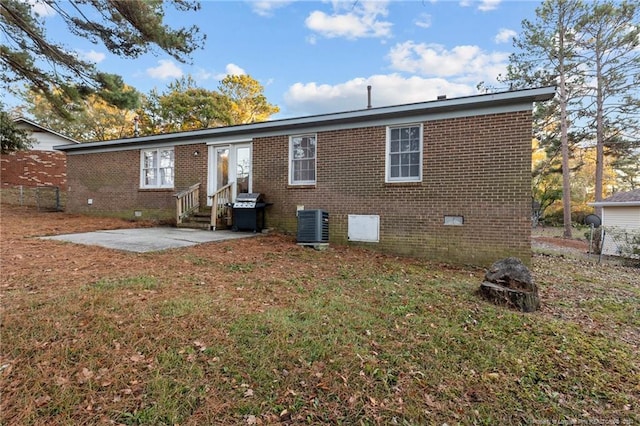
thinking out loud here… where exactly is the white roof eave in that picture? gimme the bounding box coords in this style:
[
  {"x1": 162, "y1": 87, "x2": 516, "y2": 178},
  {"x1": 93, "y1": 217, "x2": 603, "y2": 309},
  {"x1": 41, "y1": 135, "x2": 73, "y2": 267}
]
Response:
[{"x1": 589, "y1": 201, "x2": 640, "y2": 207}]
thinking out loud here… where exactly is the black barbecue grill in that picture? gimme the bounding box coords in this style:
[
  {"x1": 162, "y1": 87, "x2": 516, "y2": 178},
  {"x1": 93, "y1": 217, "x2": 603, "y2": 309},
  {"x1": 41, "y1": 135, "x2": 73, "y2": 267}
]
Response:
[{"x1": 227, "y1": 193, "x2": 269, "y2": 232}]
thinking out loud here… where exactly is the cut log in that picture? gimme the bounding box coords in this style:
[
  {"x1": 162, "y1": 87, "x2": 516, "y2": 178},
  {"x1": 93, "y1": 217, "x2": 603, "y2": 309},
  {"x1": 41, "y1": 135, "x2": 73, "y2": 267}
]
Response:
[{"x1": 479, "y1": 281, "x2": 540, "y2": 313}]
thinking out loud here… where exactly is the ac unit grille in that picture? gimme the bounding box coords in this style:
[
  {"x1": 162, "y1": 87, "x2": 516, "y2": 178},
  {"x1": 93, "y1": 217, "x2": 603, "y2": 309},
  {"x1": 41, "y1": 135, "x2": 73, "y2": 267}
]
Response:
[{"x1": 297, "y1": 210, "x2": 329, "y2": 243}]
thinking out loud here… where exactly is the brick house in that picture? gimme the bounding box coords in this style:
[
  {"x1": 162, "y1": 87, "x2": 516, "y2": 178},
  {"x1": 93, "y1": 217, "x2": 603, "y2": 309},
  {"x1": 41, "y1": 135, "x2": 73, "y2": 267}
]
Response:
[
  {"x1": 56, "y1": 87, "x2": 556, "y2": 266},
  {"x1": 1, "y1": 118, "x2": 78, "y2": 190},
  {"x1": 1, "y1": 118, "x2": 79, "y2": 209}
]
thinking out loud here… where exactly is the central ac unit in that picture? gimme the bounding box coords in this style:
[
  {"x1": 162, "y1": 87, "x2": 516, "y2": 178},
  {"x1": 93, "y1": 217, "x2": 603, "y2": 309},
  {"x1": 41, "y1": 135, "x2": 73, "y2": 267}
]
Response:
[{"x1": 297, "y1": 209, "x2": 329, "y2": 243}]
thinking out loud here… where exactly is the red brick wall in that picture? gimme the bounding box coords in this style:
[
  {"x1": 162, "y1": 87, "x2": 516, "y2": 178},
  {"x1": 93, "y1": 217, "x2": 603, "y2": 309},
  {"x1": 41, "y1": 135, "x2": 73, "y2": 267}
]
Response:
[
  {"x1": 63, "y1": 110, "x2": 532, "y2": 266},
  {"x1": 1, "y1": 150, "x2": 68, "y2": 189},
  {"x1": 65, "y1": 144, "x2": 209, "y2": 221},
  {"x1": 253, "y1": 111, "x2": 532, "y2": 266}
]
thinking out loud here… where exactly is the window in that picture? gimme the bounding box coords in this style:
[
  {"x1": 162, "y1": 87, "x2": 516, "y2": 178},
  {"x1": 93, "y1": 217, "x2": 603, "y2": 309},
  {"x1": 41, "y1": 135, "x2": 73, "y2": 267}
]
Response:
[
  {"x1": 444, "y1": 215, "x2": 464, "y2": 226},
  {"x1": 386, "y1": 124, "x2": 423, "y2": 182},
  {"x1": 289, "y1": 134, "x2": 316, "y2": 185},
  {"x1": 140, "y1": 147, "x2": 174, "y2": 189}
]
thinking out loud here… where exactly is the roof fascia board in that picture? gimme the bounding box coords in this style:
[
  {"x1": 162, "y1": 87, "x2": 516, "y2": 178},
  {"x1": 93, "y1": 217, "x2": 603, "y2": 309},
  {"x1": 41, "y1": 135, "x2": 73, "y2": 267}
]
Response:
[
  {"x1": 14, "y1": 117, "x2": 79, "y2": 144},
  {"x1": 56, "y1": 86, "x2": 555, "y2": 153},
  {"x1": 589, "y1": 202, "x2": 640, "y2": 207},
  {"x1": 205, "y1": 137, "x2": 253, "y2": 146}
]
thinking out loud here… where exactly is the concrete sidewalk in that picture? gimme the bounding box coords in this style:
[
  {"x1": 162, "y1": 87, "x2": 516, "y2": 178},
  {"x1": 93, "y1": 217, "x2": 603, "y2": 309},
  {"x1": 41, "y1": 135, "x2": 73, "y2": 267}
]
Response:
[{"x1": 41, "y1": 227, "x2": 258, "y2": 253}]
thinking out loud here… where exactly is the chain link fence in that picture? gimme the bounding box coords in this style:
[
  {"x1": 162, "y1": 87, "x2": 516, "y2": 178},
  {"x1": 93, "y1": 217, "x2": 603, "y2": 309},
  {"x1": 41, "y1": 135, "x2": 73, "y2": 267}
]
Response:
[{"x1": 1, "y1": 185, "x2": 64, "y2": 211}]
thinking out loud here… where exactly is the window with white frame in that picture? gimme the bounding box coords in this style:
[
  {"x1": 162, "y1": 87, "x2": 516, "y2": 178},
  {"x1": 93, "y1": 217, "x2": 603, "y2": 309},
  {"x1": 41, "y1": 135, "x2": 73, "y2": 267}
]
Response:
[
  {"x1": 140, "y1": 147, "x2": 174, "y2": 189},
  {"x1": 386, "y1": 124, "x2": 423, "y2": 182},
  {"x1": 289, "y1": 134, "x2": 316, "y2": 185}
]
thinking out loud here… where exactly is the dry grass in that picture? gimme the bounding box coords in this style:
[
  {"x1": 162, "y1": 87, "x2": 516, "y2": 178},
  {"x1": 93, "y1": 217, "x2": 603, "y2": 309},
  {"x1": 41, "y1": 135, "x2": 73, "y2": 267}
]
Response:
[{"x1": 1, "y1": 205, "x2": 638, "y2": 425}]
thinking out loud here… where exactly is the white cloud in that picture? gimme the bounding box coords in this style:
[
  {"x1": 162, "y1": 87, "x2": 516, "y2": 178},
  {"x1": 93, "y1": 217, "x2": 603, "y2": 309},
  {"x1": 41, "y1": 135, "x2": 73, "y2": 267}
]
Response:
[
  {"x1": 214, "y1": 63, "x2": 247, "y2": 80},
  {"x1": 415, "y1": 13, "x2": 432, "y2": 29},
  {"x1": 478, "y1": 0, "x2": 501, "y2": 12},
  {"x1": 225, "y1": 63, "x2": 246, "y2": 75},
  {"x1": 249, "y1": 1, "x2": 294, "y2": 17},
  {"x1": 459, "y1": 0, "x2": 501, "y2": 12},
  {"x1": 77, "y1": 49, "x2": 106, "y2": 64},
  {"x1": 28, "y1": 0, "x2": 56, "y2": 17},
  {"x1": 305, "y1": 1, "x2": 392, "y2": 40},
  {"x1": 146, "y1": 60, "x2": 183, "y2": 80},
  {"x1": 387, "y1": 41, "x2": 509, "y2": 84},
  {"x1": 195, "y1": 68, "x2": 214, "y2": 81},
  {"x1": 283, "y1": 74, "x2": 475, "y2": 116},
  {"x1": 494, "y1": 28, "x2": 517, "y2": 44}
]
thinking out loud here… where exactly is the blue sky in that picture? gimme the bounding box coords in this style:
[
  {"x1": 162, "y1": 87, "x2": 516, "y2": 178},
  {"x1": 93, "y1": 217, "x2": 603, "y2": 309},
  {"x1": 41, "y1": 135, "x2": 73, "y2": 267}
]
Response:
[{"x1": 14, "y1": 0, "x2": 542, "y2": 119}]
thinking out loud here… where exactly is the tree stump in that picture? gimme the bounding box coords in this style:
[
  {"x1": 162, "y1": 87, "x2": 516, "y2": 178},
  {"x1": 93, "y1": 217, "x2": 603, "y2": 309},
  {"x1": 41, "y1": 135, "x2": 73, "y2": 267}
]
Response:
[{"x1": 479, "y1": 257, "x2": 540, "y2": 312}]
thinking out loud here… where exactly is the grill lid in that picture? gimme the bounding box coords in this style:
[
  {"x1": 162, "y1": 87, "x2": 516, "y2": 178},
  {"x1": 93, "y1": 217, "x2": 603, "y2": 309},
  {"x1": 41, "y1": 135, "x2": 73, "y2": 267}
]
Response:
[{"x1": 235, "y1": 193, "x2": 263, "y2": 203}]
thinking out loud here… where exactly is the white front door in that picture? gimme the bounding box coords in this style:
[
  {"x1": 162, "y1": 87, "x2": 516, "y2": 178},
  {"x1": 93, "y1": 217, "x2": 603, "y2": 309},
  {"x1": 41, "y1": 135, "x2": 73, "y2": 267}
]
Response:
[{"x1": 208, "y1": 143, "x2": 252, "y2": 205}]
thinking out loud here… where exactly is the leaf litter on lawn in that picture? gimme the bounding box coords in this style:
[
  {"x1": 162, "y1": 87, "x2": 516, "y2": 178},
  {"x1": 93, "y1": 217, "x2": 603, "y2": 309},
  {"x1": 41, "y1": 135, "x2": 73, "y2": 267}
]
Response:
[{"x1": 1, "y1": 204, "x2": 638, "y2": 425}]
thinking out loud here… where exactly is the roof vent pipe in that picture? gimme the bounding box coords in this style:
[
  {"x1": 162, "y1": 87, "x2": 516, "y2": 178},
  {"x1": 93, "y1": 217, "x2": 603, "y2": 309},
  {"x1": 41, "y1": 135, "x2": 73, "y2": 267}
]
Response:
[
  {"x1": 367, "y1": 85, "x2": 372, "y2": 109},
  {"x1": 133, "y1": 116, "x2": 140, "y2": 137}
]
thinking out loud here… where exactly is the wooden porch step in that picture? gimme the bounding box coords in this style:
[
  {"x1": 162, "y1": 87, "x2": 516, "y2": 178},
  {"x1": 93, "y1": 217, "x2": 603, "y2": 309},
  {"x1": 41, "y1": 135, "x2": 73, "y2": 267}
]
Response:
[
  {"x1": 178, "y1": 208, "x2": 230, "y2": 230},
  {"x1": 177, "y1": 221, "x2": 211, "y2": 230}
]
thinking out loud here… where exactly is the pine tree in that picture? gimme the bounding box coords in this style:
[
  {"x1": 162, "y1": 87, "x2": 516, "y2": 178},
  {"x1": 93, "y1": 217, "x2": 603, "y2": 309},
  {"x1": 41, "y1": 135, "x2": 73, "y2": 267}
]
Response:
[
  {"x1": 1, "y1": 0, "x2": 203, "y2": 117},
  {"x1": 503, "y1": 0, "x2": 587, "y2": 238},
  {"x1": 575, "y1": 0, "x2": 640, "y2": 215}
]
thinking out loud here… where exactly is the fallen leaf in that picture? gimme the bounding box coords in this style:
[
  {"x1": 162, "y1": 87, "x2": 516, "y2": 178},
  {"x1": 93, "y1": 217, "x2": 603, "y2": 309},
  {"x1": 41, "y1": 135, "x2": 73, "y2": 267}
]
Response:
[
  {"x1": 35, "y1": 395, "x2": 51, "y2": 407},
  {"x1": 279, "y1": 409, "x2": 290, "y2": 420},
  {"x1": 55, "y1": 376, "x2": 69, "y2": 386},
  {"x1": 486, "y1": 372, "x2": 500, "y2": 380},
  {"x1": 130, "y1": 353, "x2": 144, "y2": 363},
  {"x1": 77, "y1": 367, "x2": 94, "y2": 383}
]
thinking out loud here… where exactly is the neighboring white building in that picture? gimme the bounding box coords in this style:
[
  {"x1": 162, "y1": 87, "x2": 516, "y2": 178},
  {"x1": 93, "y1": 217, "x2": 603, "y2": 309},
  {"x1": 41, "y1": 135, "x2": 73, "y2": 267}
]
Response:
[
  {"x1": 13, "y1": 117, "x2": 78, "y2": 151},
  {"x1": 1, "y1": 118, "x2": 78, "y2": 191},
  {"x1": 591, "y1": 189, "x2": 640, "y2": 258}
]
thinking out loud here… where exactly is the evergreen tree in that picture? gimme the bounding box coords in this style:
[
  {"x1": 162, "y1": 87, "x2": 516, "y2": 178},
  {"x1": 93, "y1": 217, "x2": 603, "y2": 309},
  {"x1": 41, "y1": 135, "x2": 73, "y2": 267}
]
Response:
[
  {"x1": 1, "y1": 0, "x2": 203, "y2": 117},
  {"x1": 0, "y1": 107, "x2": 33, "y2": 154},
  {"x1": 575, "y1": 0, "x2": 640, "y2": 215},
  {"x1": 503, "y1": 0, "x2": 587, "y2": 238}
]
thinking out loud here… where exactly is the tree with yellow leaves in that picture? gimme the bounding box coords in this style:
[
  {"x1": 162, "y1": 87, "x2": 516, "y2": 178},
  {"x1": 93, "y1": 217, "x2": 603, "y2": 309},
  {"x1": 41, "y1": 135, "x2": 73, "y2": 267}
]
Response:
[
  {"x1": 139, "y1": 74, "x2": 279, "y2": 135},
  {"x1": 24, "y1": 83, "x2": 139, "y2": 142},
  {"x1": 218, "y1": 75, "x2": 279, "y2": 124},
  {"x1": 139, "y1": 76, "x2": 232, "y2": 135}
]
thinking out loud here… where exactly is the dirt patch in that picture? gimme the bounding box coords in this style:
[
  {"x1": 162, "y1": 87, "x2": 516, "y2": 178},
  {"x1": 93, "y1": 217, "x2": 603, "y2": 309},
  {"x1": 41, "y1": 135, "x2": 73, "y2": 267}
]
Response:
[{"x1": 533, "y1": 235, "x2": 588, "y2": 251}]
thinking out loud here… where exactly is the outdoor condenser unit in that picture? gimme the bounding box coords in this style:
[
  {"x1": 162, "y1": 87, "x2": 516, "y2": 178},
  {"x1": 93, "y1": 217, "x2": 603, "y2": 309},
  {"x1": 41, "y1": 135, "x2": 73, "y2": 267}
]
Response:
[{"x1": 297, "y1": 209, "x2": 329, "y2": 244}]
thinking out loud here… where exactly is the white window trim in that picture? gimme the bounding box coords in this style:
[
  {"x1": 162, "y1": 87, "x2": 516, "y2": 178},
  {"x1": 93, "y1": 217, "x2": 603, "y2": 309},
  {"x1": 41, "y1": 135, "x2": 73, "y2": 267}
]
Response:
[
  {"x1": 385, "y1": 123, "x2": 423, "y2": 183},
  {"x1": 289, "y1": 133, "x2": 317, "y2": 186},
  {"x1": 140, "y1": 147, "x2": 175, "y2": 189}
]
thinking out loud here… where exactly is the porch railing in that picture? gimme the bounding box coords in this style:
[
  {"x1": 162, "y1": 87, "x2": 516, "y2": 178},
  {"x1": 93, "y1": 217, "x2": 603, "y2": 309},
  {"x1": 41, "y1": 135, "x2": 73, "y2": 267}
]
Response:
[
  {"x1": 210, "y1": 182, "x2": 234, "y2": 230},
  {"x1": 175, "y1": 183, "x2": 201, "y2": 225}
]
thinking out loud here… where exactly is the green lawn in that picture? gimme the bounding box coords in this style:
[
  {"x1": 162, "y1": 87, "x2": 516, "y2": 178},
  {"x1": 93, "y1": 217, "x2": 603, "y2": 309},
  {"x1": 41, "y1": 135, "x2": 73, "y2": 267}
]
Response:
[{"x1": 1, "y1": 226, "x2": 638, "y2": 425}]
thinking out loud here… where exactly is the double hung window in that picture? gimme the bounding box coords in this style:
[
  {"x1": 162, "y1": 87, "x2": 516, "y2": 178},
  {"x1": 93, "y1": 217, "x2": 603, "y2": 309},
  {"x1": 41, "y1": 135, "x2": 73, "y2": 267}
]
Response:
[
  {"x1": 289, "y1": 134, "x2": 316, "y2": 185},
  {"x1": 141, "y1": 147, "x2": 174, "y2": 189},
  {"x1": 386, "y1": 124, "x2": 423, "y2": 182}
]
